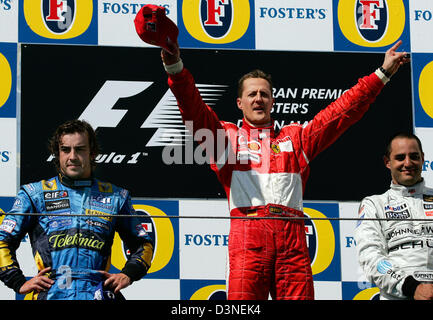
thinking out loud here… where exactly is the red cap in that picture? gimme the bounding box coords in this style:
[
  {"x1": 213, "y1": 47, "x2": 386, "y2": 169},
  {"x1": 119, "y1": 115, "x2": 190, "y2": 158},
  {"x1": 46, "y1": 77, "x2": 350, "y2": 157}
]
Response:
[{"x1": 134, "y1": 5, "x2": 179, "y2": 53}]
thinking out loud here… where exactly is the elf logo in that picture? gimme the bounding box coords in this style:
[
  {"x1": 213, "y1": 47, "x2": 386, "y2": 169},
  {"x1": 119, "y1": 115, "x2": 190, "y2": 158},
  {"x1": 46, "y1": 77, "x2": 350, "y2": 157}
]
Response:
[
  {"x1": 182, "y1": 0, "x2": 250, "y2": 44},
  {"x1": 22, "y1": 0, "x2": 94, "y2": 40},
  {"x1": 337, "y1": 0, "x2": 406, "y2": 47}
]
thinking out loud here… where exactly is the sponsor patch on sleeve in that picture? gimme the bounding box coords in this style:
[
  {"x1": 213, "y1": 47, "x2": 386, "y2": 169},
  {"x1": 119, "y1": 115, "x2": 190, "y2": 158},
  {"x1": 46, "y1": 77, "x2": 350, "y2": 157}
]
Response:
[{"x1": 0, "y1": 219, "x2": 16, "y2": 233}]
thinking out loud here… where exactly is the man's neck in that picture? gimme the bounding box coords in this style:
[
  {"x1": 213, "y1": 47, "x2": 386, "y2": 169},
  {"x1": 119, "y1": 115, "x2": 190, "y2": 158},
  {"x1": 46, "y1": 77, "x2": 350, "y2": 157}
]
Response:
[
  {"x1": 243, "y1": 118, "x2": 272, "y2": 128},
  {"x1": 392, "y1": 177, "x2": 423, "y2": 187},
  {"x1": 58, "y1": 173, "x2": 93, "y2": 188}
]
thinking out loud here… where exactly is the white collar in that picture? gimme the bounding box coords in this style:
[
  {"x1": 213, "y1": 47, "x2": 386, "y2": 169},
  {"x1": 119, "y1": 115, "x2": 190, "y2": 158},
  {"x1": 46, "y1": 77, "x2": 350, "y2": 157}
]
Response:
[{"x1": 390, "y1": 179, "x2": 425, "y2": 197}]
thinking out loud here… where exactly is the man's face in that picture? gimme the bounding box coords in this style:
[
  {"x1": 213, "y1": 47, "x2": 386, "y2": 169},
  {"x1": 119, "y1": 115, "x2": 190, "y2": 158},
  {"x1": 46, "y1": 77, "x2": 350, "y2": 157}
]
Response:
[
  {"x1": 385, "y1": 137, "x2": 424, "y2": 186},
  {"x1": 58, "y1": 131, "x2": 92, "y2": 180},
  {"x1": 237, "y1": 78, "x2": 274, "y2": 127}
]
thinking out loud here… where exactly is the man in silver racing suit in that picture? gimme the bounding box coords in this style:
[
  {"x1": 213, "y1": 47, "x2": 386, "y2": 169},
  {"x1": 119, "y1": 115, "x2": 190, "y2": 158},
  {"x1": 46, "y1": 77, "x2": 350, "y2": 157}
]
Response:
[{"x1": 355, "y1": 132, "x2": 433, "y2": 300}]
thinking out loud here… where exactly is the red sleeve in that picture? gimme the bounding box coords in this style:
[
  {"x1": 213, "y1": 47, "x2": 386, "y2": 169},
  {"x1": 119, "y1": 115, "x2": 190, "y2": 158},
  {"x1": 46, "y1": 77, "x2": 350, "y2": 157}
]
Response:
[
  {"x1": 301, "y1": 72, "x2": 384, "y2": 162},
  {"x1": 168, "y1": 68, "x2": 224, "y2": 136},
  {"x1": 167, "y1": 68, "x2": 228, "y2": 166}
]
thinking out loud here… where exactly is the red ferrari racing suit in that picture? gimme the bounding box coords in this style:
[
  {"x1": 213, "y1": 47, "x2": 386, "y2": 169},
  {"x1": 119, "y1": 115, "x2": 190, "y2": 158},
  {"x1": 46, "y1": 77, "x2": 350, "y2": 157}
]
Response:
[{"x1": 167, "y1": 66, "x2": 385, "y2": 299}]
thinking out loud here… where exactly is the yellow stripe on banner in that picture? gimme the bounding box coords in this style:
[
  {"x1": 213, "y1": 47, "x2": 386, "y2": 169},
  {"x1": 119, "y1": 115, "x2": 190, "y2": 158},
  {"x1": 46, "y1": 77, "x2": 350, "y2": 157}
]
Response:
[
  {"x1": 190, "y1": 284, "x2": 226, "y2": 300},
  {"x1": 419, "y1": 61, "x2": 433, "y2": 119},
  {"x1": 0, "y1": 53, "x2": 12, "y2": 108}
]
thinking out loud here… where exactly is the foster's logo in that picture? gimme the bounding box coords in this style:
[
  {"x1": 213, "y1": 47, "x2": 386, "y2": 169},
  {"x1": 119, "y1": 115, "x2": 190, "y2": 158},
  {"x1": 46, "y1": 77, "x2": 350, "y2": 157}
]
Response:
[
  {"x1": 0, "y1": 52, "x2": 12, "y2": 109},
  {"x1": 181, "y1": 0, "x2": 252, "y2": 47},
  {"x1": 190, "y1": 284, "x2": 226, "y2": 300},
  {"x1": 356, "y1": 0, "x2": 388, "y2": 42},
  {"x1": 201, "y1": 0, "x2": 232, "y2": 38},
  {"x1": 303, "y1": 204, "x2": 340, "y2": 281},
  {"x1": 335, "y1": 0, "x2": 407, "y2": 49},
  {"x1": 21, "y1": 0, "x2": 96, "y2": 43},
  {"x1": 111, "y1": 202, "x2": 179, "y2": 279},
  {"x1": 43, "y1": 0, "x2": 75, "y2": 34}
]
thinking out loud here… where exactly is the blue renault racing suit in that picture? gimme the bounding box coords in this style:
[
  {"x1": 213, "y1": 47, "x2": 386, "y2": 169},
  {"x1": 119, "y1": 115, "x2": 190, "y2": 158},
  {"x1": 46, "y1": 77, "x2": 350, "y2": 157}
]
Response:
[{"x1": 0, "y1": 175, "x2": 154, "y2": 300}]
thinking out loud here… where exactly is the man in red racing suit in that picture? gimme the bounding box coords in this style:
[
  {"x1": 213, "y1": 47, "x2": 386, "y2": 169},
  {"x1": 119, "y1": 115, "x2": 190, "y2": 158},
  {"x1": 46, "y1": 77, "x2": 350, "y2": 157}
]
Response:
[{"x1": 161, "y1": 41, "x2": 409, "y2": 300}]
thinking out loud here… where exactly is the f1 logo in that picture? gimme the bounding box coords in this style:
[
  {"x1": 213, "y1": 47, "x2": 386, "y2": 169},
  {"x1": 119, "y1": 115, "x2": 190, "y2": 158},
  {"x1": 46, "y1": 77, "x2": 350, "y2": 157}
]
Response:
[
  {"x1": 46, "y1": 0, "x2": 67, "y2": 22},
  {"x1": 359, "y1": 0, "x2": 383, "y2": 30},
  {"x1": 204, "y1": 0, "x2": 229, "y2": 26},
  {"x1": 78, "y1": 80, "x2": 227, "y2": 147},
  {"x1": 78, "y1": 81, "x2": 153, "y2": 130}
]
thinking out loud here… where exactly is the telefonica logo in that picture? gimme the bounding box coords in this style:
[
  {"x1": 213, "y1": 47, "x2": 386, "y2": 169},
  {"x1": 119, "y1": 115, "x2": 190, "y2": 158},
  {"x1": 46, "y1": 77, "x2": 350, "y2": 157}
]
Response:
[{"x1": 50, "y1": 232, "x2": 105, "y2": 250}]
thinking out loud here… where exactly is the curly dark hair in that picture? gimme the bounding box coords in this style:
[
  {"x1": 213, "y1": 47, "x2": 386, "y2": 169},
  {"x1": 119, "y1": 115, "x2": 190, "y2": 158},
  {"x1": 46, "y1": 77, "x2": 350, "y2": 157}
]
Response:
[{"x1": 48, "y1": 119, "x2": 100, "y2": 171}]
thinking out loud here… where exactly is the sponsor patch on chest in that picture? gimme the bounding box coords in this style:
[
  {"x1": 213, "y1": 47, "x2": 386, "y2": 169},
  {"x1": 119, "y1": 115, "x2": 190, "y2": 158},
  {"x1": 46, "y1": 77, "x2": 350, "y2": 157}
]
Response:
[
  {"x1": 423, "y1": 194, "x2": 433, "y2": 216},
  {"x1": 85, "y1": 209, "x2": 112, "y2": 221},
  {"x1": 45, "y1": 199, "x2": 71, "y2": 212},
  {"x1": 44, "y1": 191, "x2": 68, "y2": 200},
  {"x1": 90, "y1": 194, "x2": 113, "y2": 210},
  {"x1": 384, "y1": 203, "x2": 410, "y2": 219}
]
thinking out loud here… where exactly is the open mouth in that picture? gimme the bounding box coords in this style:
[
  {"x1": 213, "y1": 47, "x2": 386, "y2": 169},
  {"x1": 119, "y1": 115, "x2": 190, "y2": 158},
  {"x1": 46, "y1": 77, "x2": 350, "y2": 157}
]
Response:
[{"x1": 253, "y1": 106, "x2": 265, "y2": 112}]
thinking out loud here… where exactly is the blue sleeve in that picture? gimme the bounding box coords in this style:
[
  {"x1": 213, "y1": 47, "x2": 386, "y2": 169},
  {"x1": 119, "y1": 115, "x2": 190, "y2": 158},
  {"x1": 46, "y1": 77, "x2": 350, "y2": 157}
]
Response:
[
  {"x1": 115, "y1": 192, "x2": 154, "y2": 282},
  {"x1": 0, "y1": 187, "x2": 37, "y2": 292}
]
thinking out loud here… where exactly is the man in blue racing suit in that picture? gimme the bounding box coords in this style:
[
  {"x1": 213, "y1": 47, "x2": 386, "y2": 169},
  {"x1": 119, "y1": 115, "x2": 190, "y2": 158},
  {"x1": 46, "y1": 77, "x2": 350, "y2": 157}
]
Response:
[{"x1": 0, "y1": 120, "x2": 154, "y2": 300}]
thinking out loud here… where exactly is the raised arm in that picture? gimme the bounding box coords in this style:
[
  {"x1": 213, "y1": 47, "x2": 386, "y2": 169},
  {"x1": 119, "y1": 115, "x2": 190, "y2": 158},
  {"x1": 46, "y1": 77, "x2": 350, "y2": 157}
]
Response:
[
  {"x1": 381, "y1": 40, "x2": 410, "y2": 77},
  {"x1": 300, "y1": 40, "x2": 409, "y2": 162}
]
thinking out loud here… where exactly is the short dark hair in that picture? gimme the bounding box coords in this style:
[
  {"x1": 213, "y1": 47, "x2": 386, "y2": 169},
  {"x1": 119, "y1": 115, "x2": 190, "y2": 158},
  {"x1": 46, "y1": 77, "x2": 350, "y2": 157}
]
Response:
[
  {"x1": 49, "y1": 119, "x2": 99, "y2": 171},
  {"x1": 237, "y1": 69, "x2": 273, "y2": 98},
  {"x1": 385, "y1": 132, "x2": 423, "y2": 158}
]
